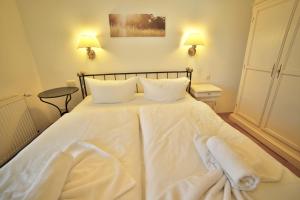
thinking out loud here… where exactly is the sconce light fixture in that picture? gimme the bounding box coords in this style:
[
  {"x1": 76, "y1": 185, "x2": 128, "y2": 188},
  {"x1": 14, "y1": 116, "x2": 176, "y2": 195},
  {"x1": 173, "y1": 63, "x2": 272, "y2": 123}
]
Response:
[
  {"x1": 77, "y1": 34, "x2": 100, "y2": 60},
  {"x1": 184, "y1": 33, "x2": 204, "y2": 56}
]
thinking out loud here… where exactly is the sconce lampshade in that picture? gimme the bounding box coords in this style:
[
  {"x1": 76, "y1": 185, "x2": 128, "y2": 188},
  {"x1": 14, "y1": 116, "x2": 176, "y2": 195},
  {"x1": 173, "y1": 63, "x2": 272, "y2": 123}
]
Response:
[
  {"x1": 77, "y1": 34, "x2": 100, "y2": 60},
  {"x1": 77, "y1": 35, "x2": 100, "y2": 49},
  {"x1": 184, "y1": 33, "x2": 204, "y2": 46},
  {"x1": 184, "y1": 33, "x2": 204, "y2": 56}
]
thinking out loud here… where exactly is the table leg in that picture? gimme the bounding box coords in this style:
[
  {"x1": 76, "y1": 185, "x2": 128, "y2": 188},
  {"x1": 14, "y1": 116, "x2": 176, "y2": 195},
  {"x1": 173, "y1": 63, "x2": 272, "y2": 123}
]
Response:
[
  {"x1": 62, "y1": 94, "x2": 72, "y2": 115},
  {"x1": 213, "y1": 101, "x2": 217, "y2": 112},
  {"x1": 39, "y1": 97, "x2": 63, "y2": 116}
]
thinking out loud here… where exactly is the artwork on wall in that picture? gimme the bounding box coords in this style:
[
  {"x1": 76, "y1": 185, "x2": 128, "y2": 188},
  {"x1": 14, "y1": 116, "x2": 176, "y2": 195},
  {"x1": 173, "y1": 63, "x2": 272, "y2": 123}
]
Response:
[{"x1": 109, "y1": 14, "x2": 165, "y2": 37}]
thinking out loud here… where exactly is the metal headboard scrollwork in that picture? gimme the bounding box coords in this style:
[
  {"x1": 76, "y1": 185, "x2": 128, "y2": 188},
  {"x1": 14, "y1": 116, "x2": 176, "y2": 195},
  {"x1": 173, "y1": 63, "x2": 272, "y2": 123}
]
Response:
[{"x1": 77, "y1": 67, "x2": 193, "y2": 99}]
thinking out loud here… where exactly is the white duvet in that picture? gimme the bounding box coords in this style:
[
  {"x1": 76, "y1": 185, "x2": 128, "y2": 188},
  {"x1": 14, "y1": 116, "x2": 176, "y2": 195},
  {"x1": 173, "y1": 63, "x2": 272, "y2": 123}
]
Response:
[
  {"x1": 0, "y1": 109, "x2": 142, "y2": 200},
  {"x1": 139, "y1": 101, "x2": 300, "y2": 200},
  {"x1": 1, "y1": 94, "x2": 300, "y2": 200}
]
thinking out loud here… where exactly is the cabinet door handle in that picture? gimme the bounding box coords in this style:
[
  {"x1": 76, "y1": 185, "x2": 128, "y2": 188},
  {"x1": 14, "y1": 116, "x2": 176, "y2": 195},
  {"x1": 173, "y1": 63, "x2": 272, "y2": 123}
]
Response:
[
  {"x1": 277, "y1": 64, "x2": 282, "y2": 78},
  {"x1": 271, "y1": 64, "x2": 275, "y2": 77}
]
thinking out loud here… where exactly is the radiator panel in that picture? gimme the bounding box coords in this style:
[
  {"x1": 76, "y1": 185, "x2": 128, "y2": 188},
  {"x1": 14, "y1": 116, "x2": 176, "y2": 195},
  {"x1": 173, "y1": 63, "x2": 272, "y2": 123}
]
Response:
[{"x1": 0, "y1": 96, "x2": 37, "y2": 166}]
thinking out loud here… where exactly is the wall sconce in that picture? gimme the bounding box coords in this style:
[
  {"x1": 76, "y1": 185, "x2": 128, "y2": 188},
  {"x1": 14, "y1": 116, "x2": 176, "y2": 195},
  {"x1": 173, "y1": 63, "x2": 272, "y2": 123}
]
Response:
[
  {"x1": 184, "y1": 33, "x2": 204, "y2": 56},
  {"x1": 77, "y1": 34, "x2": 100, "y2": 60}
]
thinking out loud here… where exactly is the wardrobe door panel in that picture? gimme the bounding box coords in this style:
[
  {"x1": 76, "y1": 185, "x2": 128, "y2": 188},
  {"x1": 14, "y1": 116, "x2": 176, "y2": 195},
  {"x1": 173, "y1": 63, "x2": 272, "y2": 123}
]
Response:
[
  {"x1": 284, "y1": 23, "x2": 300, "y2": 76},
  {"x1": 264, "y1": 76, "x2": 300, "y2": 150},
  {"x1": 238, "y1": 70, "x2": 273, "y2": 125},
  {"x1": 263, "y1": 3, "x2": 300, "y2": 151},
  {"x1": 248, "y1": 0, "x2": 295, "y2": 71},
  {"x1": 236, "y1": 0, "x2": 296, "y2": 125}
]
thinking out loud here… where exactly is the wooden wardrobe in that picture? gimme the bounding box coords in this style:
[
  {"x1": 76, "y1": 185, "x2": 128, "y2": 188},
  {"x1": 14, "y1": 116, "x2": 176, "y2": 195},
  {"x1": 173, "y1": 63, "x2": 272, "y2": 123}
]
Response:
[{"x1": 230, "y1": 0, "x2": 300, "y2": 169}]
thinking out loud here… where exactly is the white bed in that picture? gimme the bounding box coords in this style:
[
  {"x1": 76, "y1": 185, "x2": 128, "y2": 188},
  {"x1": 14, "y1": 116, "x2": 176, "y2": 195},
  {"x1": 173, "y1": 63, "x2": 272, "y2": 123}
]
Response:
[
  {"x1": 139, "y1": 101, "x2": 300, "y2": 200},
  {"x1": 0, "y1": 108, "x2": 142, "y2": 200},
  {"x1": 1, "y1": 93, "x2": 300, "y2": 200}
]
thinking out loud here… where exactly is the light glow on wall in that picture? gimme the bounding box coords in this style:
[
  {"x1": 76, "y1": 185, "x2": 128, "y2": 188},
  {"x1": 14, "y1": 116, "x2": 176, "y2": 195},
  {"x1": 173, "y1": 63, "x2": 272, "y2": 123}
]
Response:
[
  {"x1": 74, "y1": 30, "x2": 104, "y2": 60},
  {"x1": 180, "y1": 27, "x2": 207, "y2": 57},
  {"x1": 181, "y1": 28, "x2": 207, "y2": 47}
]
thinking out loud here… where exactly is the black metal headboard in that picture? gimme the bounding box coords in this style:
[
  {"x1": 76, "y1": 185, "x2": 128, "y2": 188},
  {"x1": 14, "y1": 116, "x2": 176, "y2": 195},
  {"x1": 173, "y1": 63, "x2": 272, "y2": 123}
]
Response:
[{"x1": 77, "y1": 67, "x2": 193, "y2": 99}]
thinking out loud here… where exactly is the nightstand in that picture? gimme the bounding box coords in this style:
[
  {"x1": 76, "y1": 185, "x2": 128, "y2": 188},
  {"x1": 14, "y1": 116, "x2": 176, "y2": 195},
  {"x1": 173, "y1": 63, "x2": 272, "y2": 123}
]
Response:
[
  {"x1": 38, "y1": 87, "x2": 79, "y2": 116},
  {"x1": 190, "y1": 84, "x2": 222, "y2": 111}
]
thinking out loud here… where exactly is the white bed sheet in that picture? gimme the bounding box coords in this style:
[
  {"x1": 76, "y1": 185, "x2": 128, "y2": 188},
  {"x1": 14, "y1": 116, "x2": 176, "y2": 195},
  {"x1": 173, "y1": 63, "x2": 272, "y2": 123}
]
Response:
[
  {"x1": 0, "y1": 93, "x2": 195, "y2": 200},
  {"x1": 0, "y1": 109, "x2": 142, "y2": 200},
  {"x1": 1, "y1": 93, "x2": 300, "y2": 200},
  {"x1": 139, "y1": 102, "x2": 300, "y2": 200},
  {"x1": 72, "y1": 93, "x2": 196, "y2": 199}
]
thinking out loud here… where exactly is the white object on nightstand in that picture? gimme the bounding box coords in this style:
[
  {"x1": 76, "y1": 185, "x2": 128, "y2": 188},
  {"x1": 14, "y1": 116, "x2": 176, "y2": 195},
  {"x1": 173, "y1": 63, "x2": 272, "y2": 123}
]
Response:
[{"x1": 190, "y1": 84, "x2": 222, "y2": 111}]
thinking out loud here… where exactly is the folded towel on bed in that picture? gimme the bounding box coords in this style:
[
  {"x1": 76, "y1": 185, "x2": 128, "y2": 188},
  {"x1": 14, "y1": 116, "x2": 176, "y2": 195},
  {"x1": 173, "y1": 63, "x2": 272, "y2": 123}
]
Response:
[
  {"x1": 0, "y1": 152, "x2": 73, "y2": 200},
  {"x1": 193, "y1": 135, "x2": 220, "y2": 171},
  {"x1": 203, "y1": 175, "x2": 252, "y2": 200},
  {"x1": 206, "y1": 136, "x2": 260, "y2": 191},
  {"x1": 157, "y1": 170, "x2": 253, "y2": 200},
  {"x1": 24, "y1": 152, "x2": 74, "y2": 200},
  {"x1": 0, "y1": 141, "x2": 136, "y2": 200},
  {"x1": 194, "y1": 135, "x2": 259, "y2": 191},
  {"x1": 216, "y1": 123, "x2": 283, "y2": 182},
  {"x1": 61, "y1": 142, "x2": 136, "y2": 200}
]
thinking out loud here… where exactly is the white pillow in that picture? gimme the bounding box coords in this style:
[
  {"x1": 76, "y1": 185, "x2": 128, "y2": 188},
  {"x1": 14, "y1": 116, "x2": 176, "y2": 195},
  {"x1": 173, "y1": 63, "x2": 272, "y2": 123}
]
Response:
[
  {"x1": 139, "y1": 77, "x2": 190, "y2": 102},
  {"x1": 86, "y1": 77, "x2": 137, "y2": 103}
]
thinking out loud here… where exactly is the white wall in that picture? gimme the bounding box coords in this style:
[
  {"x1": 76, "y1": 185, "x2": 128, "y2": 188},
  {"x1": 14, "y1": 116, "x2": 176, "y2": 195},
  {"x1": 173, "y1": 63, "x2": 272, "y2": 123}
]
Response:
[
  {"x1": 254, "y1": 0, "x2": 268, "y2": 4},
  {"x1": 0, "y1": 0, "x2": 51, "y2": 131},
  {"x1": 17, "y1": 0, "x2": 253, "y2": 113}
]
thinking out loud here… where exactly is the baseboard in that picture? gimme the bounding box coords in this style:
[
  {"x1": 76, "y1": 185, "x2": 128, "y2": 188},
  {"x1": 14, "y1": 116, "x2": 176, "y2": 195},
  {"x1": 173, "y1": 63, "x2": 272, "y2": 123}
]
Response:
[{"x1": 229, "y1": 113, "x2": 300, "y2": 170}]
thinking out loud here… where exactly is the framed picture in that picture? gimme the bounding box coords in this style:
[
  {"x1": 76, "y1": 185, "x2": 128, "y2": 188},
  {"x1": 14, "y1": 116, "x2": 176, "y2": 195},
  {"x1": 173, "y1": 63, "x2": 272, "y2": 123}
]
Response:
[{"x1": 109, "y1": 14, "x2": 166, "y2": 37}]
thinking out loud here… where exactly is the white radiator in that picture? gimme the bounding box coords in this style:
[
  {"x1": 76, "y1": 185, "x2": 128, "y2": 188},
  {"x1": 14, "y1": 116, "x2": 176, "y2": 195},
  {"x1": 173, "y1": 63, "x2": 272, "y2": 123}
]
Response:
[{"x1": 0, "y1": 95, "x2": 37, "y2": 166}]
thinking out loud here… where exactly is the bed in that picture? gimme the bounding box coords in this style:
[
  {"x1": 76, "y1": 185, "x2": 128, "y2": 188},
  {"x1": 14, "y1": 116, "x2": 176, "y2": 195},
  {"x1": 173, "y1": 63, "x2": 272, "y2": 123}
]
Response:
[
  {"x1": 0, "y1": 68, "x2": 299, "y2": 200},
  {"x1": 139, "y1": 102, "x2": 300, "y2": 200}
]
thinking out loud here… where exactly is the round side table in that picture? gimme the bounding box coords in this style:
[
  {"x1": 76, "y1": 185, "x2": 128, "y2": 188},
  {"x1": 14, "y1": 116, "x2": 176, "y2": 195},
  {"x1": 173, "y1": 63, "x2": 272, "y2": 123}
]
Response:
[{"x1": 38, "y1": 87, "x2": 79, "y2": 116}]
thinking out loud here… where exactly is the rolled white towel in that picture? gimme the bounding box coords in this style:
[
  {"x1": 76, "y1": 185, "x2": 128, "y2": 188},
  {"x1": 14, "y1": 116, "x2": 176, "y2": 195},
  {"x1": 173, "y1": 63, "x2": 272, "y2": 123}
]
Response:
[
  {"x1": 207, "y1": 136, "x2": 260, "y2": 191},
  {"x1": 193, "y1": 134, "x2": 220, "y2": 171},
  {"x1": 217, "y1": 123, "x2": 283, "y2": 182}
]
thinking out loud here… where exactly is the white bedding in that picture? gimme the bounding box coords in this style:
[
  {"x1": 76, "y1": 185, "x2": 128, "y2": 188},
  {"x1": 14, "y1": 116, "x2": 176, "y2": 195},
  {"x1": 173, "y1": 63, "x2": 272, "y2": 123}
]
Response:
[
  {"x1": 139, "y1": 102, "x2": 300, "y2": 200},
  {"x1": 73, "y1": 93, "x2": 196, "y2": 112},
  {"x1": 1, "y1": 93, "x2": 300, "y2": 200},
  {"x1": 60, "y1": 142, "x2": 136, "y2": 200},
  {"x1": 0, "y1": 109, "x2": 142, "y2": 200}
]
